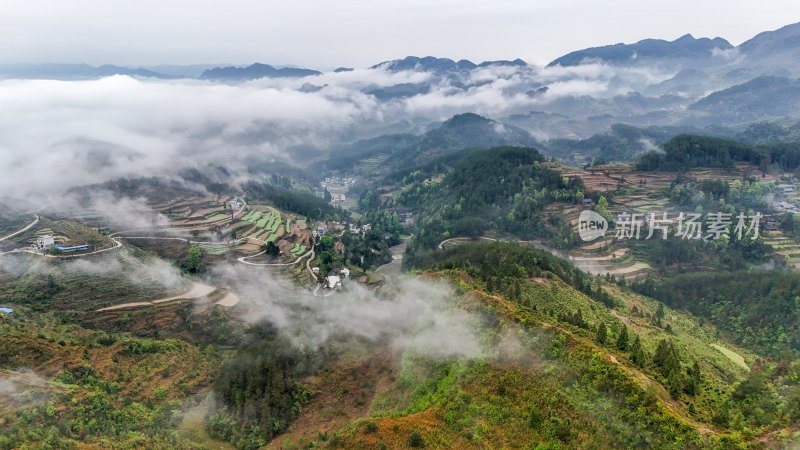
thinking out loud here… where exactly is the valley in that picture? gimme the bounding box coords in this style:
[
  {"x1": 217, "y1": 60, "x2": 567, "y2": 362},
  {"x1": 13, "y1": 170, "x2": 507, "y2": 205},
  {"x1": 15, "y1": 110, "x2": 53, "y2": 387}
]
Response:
[
  {"x1": 5, "y1": 131, "x2": 800, "y2": 449},
  {"x1": 5, "y1": 12, "x2": 800, "y2": 450}
]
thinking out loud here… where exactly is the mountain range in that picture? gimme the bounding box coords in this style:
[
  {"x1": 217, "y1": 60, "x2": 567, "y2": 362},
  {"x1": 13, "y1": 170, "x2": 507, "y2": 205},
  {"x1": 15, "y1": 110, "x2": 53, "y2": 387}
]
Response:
[
  {"x1": 4, "y1": 22, "x2": 798, "y2": 81},
  {"x1": 4, "y1": 22, "x2": 800, "y2": 138},
  {"x1": 548, "y1": 34, "x2": 733, "y2": 67},
  {"x1": 199, "y1": 63, "x2": 322, "y2": 80}
]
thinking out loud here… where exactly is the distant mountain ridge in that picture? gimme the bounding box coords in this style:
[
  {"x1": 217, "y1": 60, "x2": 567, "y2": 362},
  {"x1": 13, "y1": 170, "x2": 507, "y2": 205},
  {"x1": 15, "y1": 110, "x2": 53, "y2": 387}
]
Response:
[
  {"x1": 548, "y1": 21, "x2": 800, "y2": 69},
  {"x1": 200, "y1": 63, "x2": 322, "y2": 80},
  {"x1": 688, "y1": 75, "x2": 800, "y2": 124},
  {"x1": 6, "y1": 22, "x2": 800, "y2": 82},
  {"x1": 371, "y1": 56, "x2": 527, "y2": 72},
  {"x1": 0, "y1": 63, "x2": 176, "y2": 80},
  {"x1": 548, "y1": 34, "x2": 732, "y2": 67},
  {"x1": 739, "y1": 22, "x2": 800, "y2": 57}
]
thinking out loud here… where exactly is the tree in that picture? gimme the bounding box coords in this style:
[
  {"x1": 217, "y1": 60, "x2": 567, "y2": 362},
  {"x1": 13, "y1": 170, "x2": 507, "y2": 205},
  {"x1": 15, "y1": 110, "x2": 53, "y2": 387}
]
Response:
[
  {"x1": 655, "y1": 303, "x2": 665, "y2": 320},
  {"x1": 595, "y1": 196, "x2": 612, "y2": 221},
  {"x1": 630, "y1": 336, "x2": 647, "y2": 368},
  {"x1": 185, "y1": 246, "x2": 202, "y2": 273},
  {"x1": 685, "y1": 361, "x2": 702, "y2": 396},
  {"x1": 616, "y1": 325, "x2": 629, "y2": 351},
  {"x1": 319, "y1": 235, "x2": 334, "y2": 251},
  {"x1": 654, "y1": 339, "x2": 681, "y2": 377},
  {"x1": 262, "y1": 241, "x2": 280, "y2": 256},
  {"x1": 596, "y1": 322, "x2": 608, "y2": 345},
  {"x1": 407, "y1": 431, "x2": 425, "y2": 448},
  {"x1": 667, "y1": 368, "x2": 684, "y2": 400}
]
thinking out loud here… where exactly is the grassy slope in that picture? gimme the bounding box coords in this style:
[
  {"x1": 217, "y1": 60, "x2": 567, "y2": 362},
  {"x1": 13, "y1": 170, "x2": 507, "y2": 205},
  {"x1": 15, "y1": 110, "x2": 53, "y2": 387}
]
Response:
[
  {"x1": 260, "y1": 267, "x2": 765, "y2": 449},
  {"x1": 0, "y1": 307, "x2": 221, "y2": 449}
]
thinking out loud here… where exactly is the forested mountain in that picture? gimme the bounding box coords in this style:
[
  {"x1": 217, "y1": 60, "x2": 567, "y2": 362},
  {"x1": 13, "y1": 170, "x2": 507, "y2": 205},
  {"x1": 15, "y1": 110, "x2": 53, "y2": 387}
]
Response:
[
  {"x1": 545, "y1": 123, "x2": 704, "y2": 163},
  {"x1": 689, "y1": 76, "x2": 800, "y2": 124},
  {"x1": 325, "y1": 113, "x2": 539, "y2": 175},
  {"x1": 636, "y1": 134, "x2": 800, "y2": 172},
  {"x1": 380, "y1": 146, "x2": 584, "y2": 260}
]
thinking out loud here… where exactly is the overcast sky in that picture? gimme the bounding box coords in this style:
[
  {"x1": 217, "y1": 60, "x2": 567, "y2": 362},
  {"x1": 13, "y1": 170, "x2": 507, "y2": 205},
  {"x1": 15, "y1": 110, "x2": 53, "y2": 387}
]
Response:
[{"x1": 2, "y1": 0, "x2": 798, "y2": 68}]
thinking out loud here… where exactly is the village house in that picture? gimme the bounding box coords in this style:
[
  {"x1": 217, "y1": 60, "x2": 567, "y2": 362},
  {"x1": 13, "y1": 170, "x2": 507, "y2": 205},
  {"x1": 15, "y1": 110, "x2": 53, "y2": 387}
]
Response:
[
  {"x1": 400, "y1": 212, "x2": 414, "y2": 225},
  {"x1": 765, "y1": 218, "x2": 781, "y2": 232},
  {"x1": 227, "y1": 199, "x2": 244, "y2": 210},
  {"x1": 326, "y1": 270, "x2": 341, "y2": 289},
  {"x1": 32, "y1": 234, "x2": 55, "y2": 251}
]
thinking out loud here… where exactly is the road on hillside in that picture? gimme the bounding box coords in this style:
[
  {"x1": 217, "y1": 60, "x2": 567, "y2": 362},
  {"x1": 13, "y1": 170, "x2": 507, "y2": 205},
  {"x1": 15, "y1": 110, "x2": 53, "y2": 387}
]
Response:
[{"x1": 0, "y1": 215, "x2": 39, "y2": 242}]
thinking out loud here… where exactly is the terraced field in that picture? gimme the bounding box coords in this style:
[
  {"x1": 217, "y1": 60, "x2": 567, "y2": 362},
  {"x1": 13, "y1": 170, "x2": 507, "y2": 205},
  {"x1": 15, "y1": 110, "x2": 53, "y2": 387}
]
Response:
[
  {"x1": 241, "y1": 208, "x2": 283, "y2": 239},
  {"x1": 205, "y1": 213, "x2": 231, "y2": 223},
  {"x1": 0, "y1": 252, "x2": 190, "y2": 311},
  {"x1": 762, "y1": 232, "x2": 800, "y2": 269},
  {"x1": 197, "y1": 242, "x2": 230, "y2": 256},
  {"x1": 151, "y1": 195, "x2": 240, "y2": 229},
  {"x1": 546, "y1": 202, "x2": 653, "y2": 280},
  {"x1": 289, "y1": 244, "x2": 307, "y2": 256}
]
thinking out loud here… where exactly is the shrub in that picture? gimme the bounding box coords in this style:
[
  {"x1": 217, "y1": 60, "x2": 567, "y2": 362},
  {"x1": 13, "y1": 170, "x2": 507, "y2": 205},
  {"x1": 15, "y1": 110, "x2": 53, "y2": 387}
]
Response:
[{"x1": 407, "y1": 431, "x2": 425, "y2": 448}]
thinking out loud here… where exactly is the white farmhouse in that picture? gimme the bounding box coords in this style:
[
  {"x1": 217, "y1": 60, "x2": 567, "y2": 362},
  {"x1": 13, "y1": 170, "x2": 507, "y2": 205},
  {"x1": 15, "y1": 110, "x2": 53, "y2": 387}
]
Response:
[
  {"x1": 326, "y1": 275, "x2": 341, "y2": 289},
  {"x1": 32, "y1": 235, "x2": 55, "y2": 251}
]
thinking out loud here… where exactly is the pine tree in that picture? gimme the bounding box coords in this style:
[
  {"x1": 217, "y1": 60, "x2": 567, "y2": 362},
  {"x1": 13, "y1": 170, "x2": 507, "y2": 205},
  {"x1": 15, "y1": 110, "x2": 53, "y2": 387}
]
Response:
[
  {"x1": 616, "y1": 325, "x2": 629, "y2": 351},
  {"x1": 596, "y1": 322, "x2": 608, "y2": 345},
  {"x1": 630, "y1": 336, "x2": 647, "y2": 368},
  {"x1": 654, "y1": 339, "x2": 681, "y2": 377},
  {"x1": 667, "y1": 368, "x2": 684, "y2": 399},
  {"x1": 685, "y1": 361, "x2": 702, "y2": 396},
  {"x1": 655, "y1": 303, "x2": 665, "y2": 320}
]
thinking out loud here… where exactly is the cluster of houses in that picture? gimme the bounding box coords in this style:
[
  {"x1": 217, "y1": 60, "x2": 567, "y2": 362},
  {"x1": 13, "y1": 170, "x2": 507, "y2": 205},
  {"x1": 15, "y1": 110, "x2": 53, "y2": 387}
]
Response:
[
  {"x1": 322, "y1": 176, "x2": 355, "y2": 188},
  {"x1": 325, "y1": 267, "x2": 350, "y2": 289},
  {"x1": 313, "y1": 222, "x2": 374, "y2": 238},
  {"x1": 321, "y1": 177, "x2": 355, "y2": 206},
  {"x1": 399, "y1": 212, "x2": 414, "y2": 226},
  {"x1": 775, "y1": 185, "x2": 799, "y2": 213},
  {"x1": 348, "y1": 223, "x2": 371, "y2": 234},
  {"x1": 314, "y1": 224, "x2": 329, "y2": 237},
  {"x1": 310, "y1": 266, "x2": 351, "y2": 289},
  {"x1": 330, "y1": 193, "x2": 347, "y2": 204}
]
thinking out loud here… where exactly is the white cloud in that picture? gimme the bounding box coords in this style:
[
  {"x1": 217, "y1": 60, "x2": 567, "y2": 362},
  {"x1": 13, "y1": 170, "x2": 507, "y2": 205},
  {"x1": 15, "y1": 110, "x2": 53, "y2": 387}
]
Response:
[{"x1": 212, "y1": 263, "x2": 485, "y2": 358}]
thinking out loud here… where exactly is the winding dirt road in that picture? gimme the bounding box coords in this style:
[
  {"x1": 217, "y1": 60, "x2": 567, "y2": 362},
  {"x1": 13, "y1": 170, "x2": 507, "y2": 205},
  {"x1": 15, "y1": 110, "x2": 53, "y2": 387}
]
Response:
[
  {"x1": 0, "y1": 215, "x2": 39, "y2": 242},
  {"x1": 95, "y1": 281, "x2": 233, "y2": 311}
]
